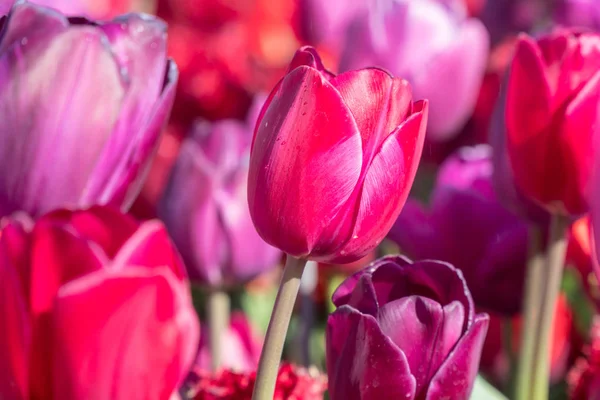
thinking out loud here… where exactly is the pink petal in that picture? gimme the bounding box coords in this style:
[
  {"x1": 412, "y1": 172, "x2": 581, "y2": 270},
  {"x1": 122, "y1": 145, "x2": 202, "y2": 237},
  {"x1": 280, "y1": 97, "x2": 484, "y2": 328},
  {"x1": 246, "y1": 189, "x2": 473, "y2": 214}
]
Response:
[
  {"x1": 248, "y1": 66, "x2": 362, "y2": 257},
  {"x1": 111, "y1": 220, "x2": 187, "y2": 281},
  {"x1": 52, "y1": 268, "x2": 199, "y2": 400},
  {"x1": 331, "y1": 101, "x2": 427, "y2": 262}
]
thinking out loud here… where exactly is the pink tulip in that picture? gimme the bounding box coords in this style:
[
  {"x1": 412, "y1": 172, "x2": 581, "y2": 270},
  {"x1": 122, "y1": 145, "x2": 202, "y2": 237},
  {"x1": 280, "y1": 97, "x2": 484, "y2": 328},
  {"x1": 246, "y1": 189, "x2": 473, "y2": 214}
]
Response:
[
  {"x1": 248, "y1": 46, "x2": 428, "y2": 263},
  {"x1": 0, "y1": 206, "x2": 199, "y2": 399}
]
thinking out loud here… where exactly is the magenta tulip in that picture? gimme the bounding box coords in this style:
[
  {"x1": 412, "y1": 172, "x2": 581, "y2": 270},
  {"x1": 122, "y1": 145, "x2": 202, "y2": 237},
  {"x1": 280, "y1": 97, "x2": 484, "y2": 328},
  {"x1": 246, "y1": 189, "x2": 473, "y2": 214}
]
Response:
[
  {"x1": 498, "y1": 30, "x2": 600, "y2": 216},
  {"x1": 0, "y1": 2, "x2": 176, "y2": 218},
  {"x1": 248, "y1": 46, "x2": 428, "y2": 264},
  {"x1": 159, "y1": 109, "x2": 280, "y2": 286},
  {"x1": 0, "y1": 206, "x2": 199, "y2": 399},
  {"x1": 388, "y1": 145, "x2": 529, "y2": 315},
  {"x1": 326, "y1": 256, "x2": 489, "y2": 400},
  {"x1": 339, "y1": 0, "x2": 489, "y2": 141}
]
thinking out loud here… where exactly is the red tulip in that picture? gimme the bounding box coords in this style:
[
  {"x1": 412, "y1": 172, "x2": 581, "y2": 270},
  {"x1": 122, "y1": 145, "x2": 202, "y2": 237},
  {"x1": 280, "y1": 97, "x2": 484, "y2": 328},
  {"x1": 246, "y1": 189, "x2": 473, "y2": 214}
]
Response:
[
  {"x1": 248, "y1": 46, "x2": 428, "y2": 263},
  {"x1": 0, "y1": 206, "x2": 199, "y2": 400},
  {"x1": 503, "y1": 30, "x2": 600, "y2": 215}
]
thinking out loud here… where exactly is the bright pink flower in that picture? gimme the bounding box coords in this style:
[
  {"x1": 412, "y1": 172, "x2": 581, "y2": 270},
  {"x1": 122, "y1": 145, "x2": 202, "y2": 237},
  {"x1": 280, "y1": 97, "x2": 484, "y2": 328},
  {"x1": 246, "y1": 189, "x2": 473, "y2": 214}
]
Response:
[
  {"x1": 569, "y1": 316, "x2": 600, "y2": 400},
  {"x1": 248, "y1": 46, "x2": 428, "y2": 263},
  {"x1": 0, "y1": 206, "x2": 199, "y2": 400},
  {"x1": 503, "y1": 30, "x2": 600, "y2": 215}
]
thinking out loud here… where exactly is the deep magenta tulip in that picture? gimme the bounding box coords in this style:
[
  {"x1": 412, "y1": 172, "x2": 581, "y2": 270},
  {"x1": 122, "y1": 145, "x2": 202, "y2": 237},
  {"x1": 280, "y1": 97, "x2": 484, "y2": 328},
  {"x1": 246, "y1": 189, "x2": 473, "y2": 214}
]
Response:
[
  {"x1": 501, "y1": 30, "x2": 600, "y2": 216},
  {"x1": 159, "y1": 111, "x2": 280, "y2": 286},
  {"x1": 388, "y1": 145, "x2": 529, "y2": 315},
  {"x1": 326, "y1": 256, "x2": 489, "y2": 400},
  {"x1": 0, "y1": 2, "x2": 176, "y2": 218},
  {"x1": 339, "y1": 0, "x2": 489, "y2": 141},
  {"x1": 555, "y1": 0, "x2": 600, "y2": 31},
  {"x1": 248, "y1": 47, "x2": 428, "y2": 264},
  {"x1": 0, "y1": 206, "x2": 199, "y2": 399}
]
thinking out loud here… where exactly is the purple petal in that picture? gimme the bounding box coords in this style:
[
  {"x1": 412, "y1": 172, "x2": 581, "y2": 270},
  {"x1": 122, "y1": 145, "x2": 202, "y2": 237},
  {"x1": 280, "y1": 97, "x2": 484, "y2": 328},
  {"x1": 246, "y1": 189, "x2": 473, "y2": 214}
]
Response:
[
  {"x1": 326, "y1": 306, "x2": 416, "y2": 400},
  {"x1": 426, "y1": 314, "x2": 490, "y2": 400},
  {"x1": 0, "y1": 23, "x2": 125, "y2": 217}
]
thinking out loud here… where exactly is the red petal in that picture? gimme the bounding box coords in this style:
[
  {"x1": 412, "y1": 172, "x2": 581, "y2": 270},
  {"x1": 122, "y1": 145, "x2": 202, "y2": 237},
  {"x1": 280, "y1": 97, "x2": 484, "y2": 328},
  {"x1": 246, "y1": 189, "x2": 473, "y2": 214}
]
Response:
[{"x1": 52, "y1": 268, "x2": 199, "y2": 400}]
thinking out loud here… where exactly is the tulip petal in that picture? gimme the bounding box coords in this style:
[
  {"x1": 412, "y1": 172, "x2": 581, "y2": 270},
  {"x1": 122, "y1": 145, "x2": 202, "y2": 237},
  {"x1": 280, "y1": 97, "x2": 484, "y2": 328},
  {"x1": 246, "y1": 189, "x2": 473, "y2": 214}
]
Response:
[
  {"x1": 331, "y1": 101, "x2": 427, "y2": 262},
  {"x1": 0, "y1": 229, "x2": 31, "y2": 400},
  {"x1": 158, "y1": 139, "x2": 228, "y2": 284},
  {"x1": 112, "y1": 220, "x2": 186, "y2": 281},
  {"x1": 0, "y1": 25, "x2": 125, "y2": 217},
  {"x1": 426, "y1": 314, "x2": 489, "y2": 400},
  {"x1": 287, "y1": 46, "x2": 334, "y2": 78},
  {"x1": 90, "y1": 61, "x2": 178, "y2": 211},
  {"x1": 52, "y1": 268, "x2": 199, "y2": 400},
  {"x1": 248, "y1": 66, "x2": 362, "y2": 256},
  {"x1": 387, "y1": 199, "x2": 439, "y2": 260},
  {"x1": 326, "y1": 306, "x2": 416, "y2": 400},
  {"x1": 40, "y1": 206, "x2": 139, "y2": 259},
  {"x1": 0, "y1": 2, "x2": 68, "y2": 55},
  {"x1": 330, "y1": 70, "x2": 412, "y2": 159},
  {"x1": 81, "y1": 15, "x2": 167, "y2": 207}
]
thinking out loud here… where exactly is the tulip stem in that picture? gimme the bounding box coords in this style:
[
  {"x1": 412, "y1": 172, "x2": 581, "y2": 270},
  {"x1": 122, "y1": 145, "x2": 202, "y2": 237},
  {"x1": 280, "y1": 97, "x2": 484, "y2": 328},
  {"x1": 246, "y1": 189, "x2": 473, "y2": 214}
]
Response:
[
  {"x1": 253, "y1": 255, "x2": 307, "y2": 400},
  {"x1": 529, "y1": 215, "x2": 569, "y2": 400},
  {"x1": 208, "y1": 288, "x2": 230, "y2": 371},
  {"x1": 514, "y1": 225, "x2": 544, "y2": 400}
]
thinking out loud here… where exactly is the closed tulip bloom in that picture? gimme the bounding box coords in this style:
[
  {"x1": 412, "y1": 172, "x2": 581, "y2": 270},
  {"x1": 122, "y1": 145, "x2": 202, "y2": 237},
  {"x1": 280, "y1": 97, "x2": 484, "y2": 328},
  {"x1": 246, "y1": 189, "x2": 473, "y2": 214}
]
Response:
[
  {"x1": 248, "y1": 46, "x2": 428, "y2": 264},
  {"x1": 326, "y1": 256, "x2": 489, "y2": 400},
  {"x1": 0, "y1": 206, "x2": 199, "y2": 400},
  {"x1": 159, "y1": 116, "x2": 280, "y2": 286},
  {"x1": 503, "y1": 30, "x2": 600, "y2": 216},
  {"x1": 0, "y1": 2, "x2": 177, "y2": 218},
  {"x1": 339, "y1": 0, "x2": 489, "y2": 141},
  {"x1": 388, "y1": 145, "x2": 529, "y2": 315}
]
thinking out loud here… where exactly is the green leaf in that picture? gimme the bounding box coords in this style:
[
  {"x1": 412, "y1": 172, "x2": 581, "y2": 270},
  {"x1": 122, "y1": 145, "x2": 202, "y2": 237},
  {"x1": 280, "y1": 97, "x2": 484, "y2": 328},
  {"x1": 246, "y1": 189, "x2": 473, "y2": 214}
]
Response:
[{"x1": 470, "y1": 376, "x2": 508, "y2": 400}]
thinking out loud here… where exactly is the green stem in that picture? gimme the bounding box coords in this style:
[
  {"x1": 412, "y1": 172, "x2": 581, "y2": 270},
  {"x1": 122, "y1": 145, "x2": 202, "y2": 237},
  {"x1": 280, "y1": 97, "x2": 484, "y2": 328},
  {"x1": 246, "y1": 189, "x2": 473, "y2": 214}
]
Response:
[
  {"x1": 514, "y1": 225, "x2": 544, "y2": 400},
  {"x1": 529, "y1": 215, "x2": 569, "y2": 400},
  {"x1": 207, "y1": 288, "x2": 230, "y2": 371},
  {"x1": 252, "y1": 256, "x2": 307, "y2": 400}
]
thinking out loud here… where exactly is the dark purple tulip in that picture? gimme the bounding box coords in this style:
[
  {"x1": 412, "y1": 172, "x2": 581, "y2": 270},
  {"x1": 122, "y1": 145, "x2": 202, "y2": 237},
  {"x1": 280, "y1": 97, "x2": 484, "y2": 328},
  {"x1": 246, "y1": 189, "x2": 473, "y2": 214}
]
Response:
[
  {"x1": 326, "y1": 256, "x2": 489, "y2": 400},
  {"x1": 388, "y1": 145, "x2": 529, "y2": 315},
  {"x1": 158, "y1": 105, "x2": 281, "y2": 286},
  {"x1": 0, "y1": 2, "x2": 177, "y2": 218}
]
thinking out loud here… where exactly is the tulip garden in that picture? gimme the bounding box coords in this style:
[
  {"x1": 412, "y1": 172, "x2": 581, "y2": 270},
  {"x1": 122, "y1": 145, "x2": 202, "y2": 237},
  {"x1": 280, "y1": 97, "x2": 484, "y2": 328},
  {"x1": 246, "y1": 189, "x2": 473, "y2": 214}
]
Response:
[{"x1": 4, "y1": 0, "x2": 600, "y2": 399}]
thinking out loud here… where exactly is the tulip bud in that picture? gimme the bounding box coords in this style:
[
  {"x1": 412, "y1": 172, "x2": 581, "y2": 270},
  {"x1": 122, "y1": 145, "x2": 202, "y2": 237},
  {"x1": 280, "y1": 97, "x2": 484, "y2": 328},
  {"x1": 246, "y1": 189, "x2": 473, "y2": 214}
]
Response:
[
  {"x1": 326, "y1": 256, "x2": 489, "y2": 400},
  {"x1": 389, "y1": 145, "x2": 529, "y2": 315},
  {"x1": 0, "y1": 2, "x2": 177, "y2": 218},
  {"x1": 0, "y1": 206, "x2": 199, "y2": 399},
  {"x1": 500, "y1": 30, "x2": 600, "y2": 216},
  {"x1": 248, "y1": 46, "x2": 428, "y2": 264},
  {"x1": 159, "y1": 115, "x2": 281, "y2": 286},
  {"x1": 339, "y1": 0, "x2": 489, "y2": 140}
]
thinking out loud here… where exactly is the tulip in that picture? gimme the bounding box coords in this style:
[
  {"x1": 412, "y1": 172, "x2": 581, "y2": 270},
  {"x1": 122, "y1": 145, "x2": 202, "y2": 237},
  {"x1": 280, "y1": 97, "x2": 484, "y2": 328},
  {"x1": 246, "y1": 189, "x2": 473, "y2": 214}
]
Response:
[
  {"x1": 388, "y1": 145, "x2": 529, "y2": 315},
  {"x1": 297, "y1": 0, "x2": 367, "y2": 50},
  {"x1": 501, "y1": 30, "x2": 600, "y2": 216},
  {"x1": 0, "y1": 206, "x2": 199, "y2": 399},
  {"x1": 158, "y1": 114, "x2": 280, "y2": 286},
  {"x1": 339, "y1": 0, "x2": 489, "y2": 141},
  {"x1": 326, "y1": 255, "x2": 489, "y2": 400},
  {"x1": 248, "y1": 46, "x2": 428, "y2": 264},
  {"x1": 196, "y1": 312, "x2": 262, "y2": 372},
  {"x1": 554, "y1": 0, "x2": 600, "y2": 31},
  {"x1": 0, "y1": 2, "x2": 177, "y2": 218}
]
